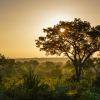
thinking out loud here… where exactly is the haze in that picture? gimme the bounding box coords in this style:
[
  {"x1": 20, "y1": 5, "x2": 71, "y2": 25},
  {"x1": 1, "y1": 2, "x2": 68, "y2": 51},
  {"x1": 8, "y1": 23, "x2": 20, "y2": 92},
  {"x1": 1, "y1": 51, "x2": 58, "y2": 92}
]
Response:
[{"x1": 0, "y1": 0, "x2": 100, "y2": 58}]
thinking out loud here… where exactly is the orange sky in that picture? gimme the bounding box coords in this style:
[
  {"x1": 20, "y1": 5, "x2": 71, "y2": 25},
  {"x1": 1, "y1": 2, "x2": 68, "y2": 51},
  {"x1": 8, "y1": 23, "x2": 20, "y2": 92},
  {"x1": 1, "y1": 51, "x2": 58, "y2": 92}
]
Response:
[{"x1": 0, "y1": 0, "x2": 100, "y2": 58}]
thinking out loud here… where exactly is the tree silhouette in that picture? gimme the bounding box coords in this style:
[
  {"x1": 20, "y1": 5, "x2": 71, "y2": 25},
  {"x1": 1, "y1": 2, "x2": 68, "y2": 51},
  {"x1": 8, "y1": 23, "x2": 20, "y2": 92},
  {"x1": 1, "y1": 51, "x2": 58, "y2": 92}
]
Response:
[
  {"x1": 35, "y1": 18, "x2": 100, "y2": 83},
  {"x1": 0, "y1": 54, "x2": 8, "y2": 66}
]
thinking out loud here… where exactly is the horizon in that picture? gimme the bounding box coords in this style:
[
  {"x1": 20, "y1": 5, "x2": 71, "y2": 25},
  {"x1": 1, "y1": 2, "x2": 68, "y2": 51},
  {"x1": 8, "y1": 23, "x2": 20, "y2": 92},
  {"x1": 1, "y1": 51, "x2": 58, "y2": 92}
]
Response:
[{"x1": 10, "y1": 56, "x2": 100, "y2": 59}]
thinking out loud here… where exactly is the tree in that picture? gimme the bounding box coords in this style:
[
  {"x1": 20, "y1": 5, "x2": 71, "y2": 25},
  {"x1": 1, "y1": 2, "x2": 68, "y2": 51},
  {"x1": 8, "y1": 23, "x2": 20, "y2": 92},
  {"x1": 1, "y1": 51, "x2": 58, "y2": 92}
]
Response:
[
  {"x1": 92, "y1": 58, "x2": 100, "y2": 77},
  {"x1": 35, "y1": 18, "x2": 100, "y2": 83},
  {"x1": 45, "y1": 61, "x2": 55, "y2": 69},
  {"x1": 55, "y1": 62, "x2": 63, "y2": 66},
  {"x1": 29, "y1": 60, "x2": 39, "y2": 68},
  {"x1": 66, "y1": 60, "x2": 74, "y2": 68},
  {"x1": 15, "y1": 61, "x2": 23, "y2": 68},
  {"x1": 0, "y1": 54, "x2": 8, "y2": 66},
  {"x1": 7, "y1": 59, "x2": 15, "y2": 73}
]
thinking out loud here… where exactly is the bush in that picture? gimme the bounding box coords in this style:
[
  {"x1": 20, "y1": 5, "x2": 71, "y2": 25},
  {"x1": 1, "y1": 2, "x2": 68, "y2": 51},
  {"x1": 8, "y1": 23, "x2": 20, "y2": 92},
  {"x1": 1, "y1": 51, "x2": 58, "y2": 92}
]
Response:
[
  {"x1": 77, "y1": 86, "x2": 87, "y2": 94},
  {"x1": 89, "y1": 86, "x2": 100, "y2": 94},
  {"x1": 92, "y1": 75, "x2": 100, "y2": 87},
  {"x1": 22, "y1": 70, "x2": 41, "y2": 90},
  {"x1": 65, "y1": 74, "x2": 77, "y2": 83},
  {"x1": 83, "y1": 75, "x2": 93, "y2": 83},
  {"x1": 53, "y1": 85, "x2": 69, "y2": 100},
  {"x1": 83, "y1": 92, "x2": 100, "y2": 100},
  {"x1": 80, "y1": 80, "x2": 89, "y2": 88}
]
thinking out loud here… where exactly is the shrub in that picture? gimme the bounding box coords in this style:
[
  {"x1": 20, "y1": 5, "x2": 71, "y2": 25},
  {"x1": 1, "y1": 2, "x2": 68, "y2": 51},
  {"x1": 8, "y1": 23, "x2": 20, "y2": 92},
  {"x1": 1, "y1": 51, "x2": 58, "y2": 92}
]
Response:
[
  {"x1": 22, "y1": 70, "x2": 41, "y2": 90},
  {"x1": 53, "y1": 85, "x2": 69, "y2": 100},
  {"x1": 80, "y1": 80, "x2": 89, "y2": 88},
  {"x1": 83, "y1": 75, "x2": 93, "y2": 83},
  {"x1": 83, "y1": 92, "x2": 100, "y2": 100},
  {"x1": 67, "y1": 92, "x2": 81, "y2": 100},
  {"x1": 64, "y1": 74, "x2": 77, "y2": 83},
  {"x1": 92, "y1": 75, "x2": 100, "y2": 87},
  {"x1": 89, "y1": 86, "x2": 100, "y2": 94},
  {"x1": 77, "y1": 85, "x2": 87, "y2": 94},
  {"x1": 70, "y1": 74, "x2": 77, "y2": 82}
]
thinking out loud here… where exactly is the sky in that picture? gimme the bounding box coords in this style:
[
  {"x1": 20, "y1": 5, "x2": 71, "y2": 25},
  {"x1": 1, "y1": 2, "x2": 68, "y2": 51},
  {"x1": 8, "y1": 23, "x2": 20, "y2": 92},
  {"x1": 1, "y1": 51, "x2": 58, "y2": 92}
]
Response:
[{"x1": 0, "y1": 0, "x2": 100, "y2": 58}]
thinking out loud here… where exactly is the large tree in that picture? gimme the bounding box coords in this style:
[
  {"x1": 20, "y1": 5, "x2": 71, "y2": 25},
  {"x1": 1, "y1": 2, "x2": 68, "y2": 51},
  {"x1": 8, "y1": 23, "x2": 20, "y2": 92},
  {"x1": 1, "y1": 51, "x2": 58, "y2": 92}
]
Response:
[{"x1": 35, "y1": 18, "x2": 100, "y2": 83}]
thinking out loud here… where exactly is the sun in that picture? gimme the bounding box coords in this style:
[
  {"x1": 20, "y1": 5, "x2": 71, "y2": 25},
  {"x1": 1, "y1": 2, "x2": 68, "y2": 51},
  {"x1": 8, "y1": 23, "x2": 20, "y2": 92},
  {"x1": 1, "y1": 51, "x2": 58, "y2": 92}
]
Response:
[{"x1": 60, "y1": 28, "x2": 65, "y2": 32}]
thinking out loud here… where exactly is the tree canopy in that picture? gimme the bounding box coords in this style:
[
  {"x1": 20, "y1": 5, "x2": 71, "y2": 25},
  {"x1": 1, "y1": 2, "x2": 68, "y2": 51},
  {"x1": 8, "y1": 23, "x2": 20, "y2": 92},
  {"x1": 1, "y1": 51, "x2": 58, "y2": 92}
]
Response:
[{"x1": 35, "y1": 18, "x2": 100, "y2": 83}]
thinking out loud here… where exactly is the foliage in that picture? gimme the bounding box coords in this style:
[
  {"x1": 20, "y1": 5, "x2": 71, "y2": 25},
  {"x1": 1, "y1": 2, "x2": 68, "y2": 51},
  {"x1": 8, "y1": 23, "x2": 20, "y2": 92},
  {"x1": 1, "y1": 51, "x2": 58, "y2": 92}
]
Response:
[
  {"x1": 92, "y1": 75, "x2": 100, "y2": 87},
  {"x1": 0, "y1": 54, "x2": 8, "y2": 66},
  {"x1": 1, "y1": 53, "x2": 100, "y2": 100},
  {"x1": 89, "y1": 86, "x2": 100, "y2": 94},
  {"x1": 29, "y1": 60, "x2": 39, "y2": 67},
  {"x1": 77, "y1": 85, "x2": 87, "y2": 94},
  {"x1": 15, "y1": 61, "x2": 23, "y2": 68},
  {"x1": 83, "y1": 74, "x2": 94, "y2": 83},
  {"x1": 87, "y1": 58, "x2": 100, "y2": 77},
  {"x1": 83, "y1": 92, "x2": 100, "y2": 100},
  {"x1": 65, "y1": 74, "x2": 77, "y2": 83},
  {"x1": 80, "y1": 79, "x2": 89, "y2": 88},
  {"x1": 22, "y1": 70, "x2": 41, "y2": 89}
]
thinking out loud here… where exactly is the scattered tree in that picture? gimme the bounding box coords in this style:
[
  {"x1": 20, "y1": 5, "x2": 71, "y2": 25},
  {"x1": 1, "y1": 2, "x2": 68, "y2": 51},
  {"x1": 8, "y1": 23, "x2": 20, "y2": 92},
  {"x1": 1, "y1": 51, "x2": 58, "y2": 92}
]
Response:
[
  {"x1": 92, "y1": 58, "x2": 100, "y2": 77},
  {"x1": 15, "y1": 61, "x2": 23, "y2": 68},
  {"x1": 29, "y1": 60, "x2": 39, "y2": 68},
  {"x1": 45, "y1": 61, "x2": 55, "y2": 69},
  {"x1": 7, "y1": 59, "x2": 15, "y2": 73},
  {"x1": 0, "y1": 54, "x2": 8, "y2": 66}
]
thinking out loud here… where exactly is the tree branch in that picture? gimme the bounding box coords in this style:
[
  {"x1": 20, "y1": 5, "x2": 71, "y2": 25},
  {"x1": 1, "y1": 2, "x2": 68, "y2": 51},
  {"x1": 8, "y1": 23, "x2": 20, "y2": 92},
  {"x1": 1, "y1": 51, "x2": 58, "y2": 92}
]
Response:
[{"x1": 82, "y1": 50, "x2": 98, "y2": 66}]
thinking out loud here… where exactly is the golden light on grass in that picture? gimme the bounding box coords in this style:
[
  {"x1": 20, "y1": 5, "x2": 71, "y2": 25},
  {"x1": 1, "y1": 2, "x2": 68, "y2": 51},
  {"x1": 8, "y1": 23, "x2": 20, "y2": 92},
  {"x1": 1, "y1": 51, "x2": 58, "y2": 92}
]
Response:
[{"x1": 60, "y1": 28, "x2": 65, "y2": 32}]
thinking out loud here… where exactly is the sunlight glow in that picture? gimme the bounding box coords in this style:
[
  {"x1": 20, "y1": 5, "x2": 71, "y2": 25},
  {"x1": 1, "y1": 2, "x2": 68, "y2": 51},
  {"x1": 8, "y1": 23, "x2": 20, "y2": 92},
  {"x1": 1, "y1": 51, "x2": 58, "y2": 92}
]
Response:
[{"x1": 60, "y1": 28, "x2": 65, "y2": 32}]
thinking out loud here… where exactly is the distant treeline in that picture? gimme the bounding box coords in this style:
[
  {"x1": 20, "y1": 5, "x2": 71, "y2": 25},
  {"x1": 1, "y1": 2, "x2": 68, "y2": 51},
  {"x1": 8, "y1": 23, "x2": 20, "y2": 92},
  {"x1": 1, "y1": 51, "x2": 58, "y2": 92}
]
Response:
[{"x1": 14, "y1": 58, "x2": 69, "y2": 64}]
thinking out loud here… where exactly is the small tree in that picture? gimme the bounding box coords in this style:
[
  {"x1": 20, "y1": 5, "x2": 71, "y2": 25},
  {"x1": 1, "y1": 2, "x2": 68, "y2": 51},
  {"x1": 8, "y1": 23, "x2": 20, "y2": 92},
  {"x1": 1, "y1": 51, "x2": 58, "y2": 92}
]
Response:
[
  {"x1": 45, "y1": 61, "x2": 55, "y2": 69},
  {"x1": 35, "y1": 18, "x2": 100, "y2": 83},
  {"x1": 29, "y1": 60, "x2": 39, "y2": 68},
  {"x1": 7, "y1": 59, "x2": 15, "y2": 73},
  {"x1": 92, "y1": 58, "x2": 100, "y2": 77},
  {"x1": 15, "y1": 61, "x2": 23, "y2": 68},
  {"x1": 0, "y1": 54, "x2": 8, "y2": 66}
]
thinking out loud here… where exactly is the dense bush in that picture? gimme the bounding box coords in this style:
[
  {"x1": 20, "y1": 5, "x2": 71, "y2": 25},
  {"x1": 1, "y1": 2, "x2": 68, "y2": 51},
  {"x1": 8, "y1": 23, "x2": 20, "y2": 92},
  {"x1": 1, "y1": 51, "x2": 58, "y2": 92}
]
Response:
[
  {"x1": 92, "y1": 75, "x2": 100, "y2": 87},
  {"x1": 80, "y1": 79, "x2": 89, "y2": 88},
  {"x1": 83, "y1": 92, "x2": 100, "y2": 100},
  {"x1": 89, "y1": 86, "x2": 100, "y2": 94},
  {"x1": 65, "y1": 74, "x2": 77, "y2": 83}
]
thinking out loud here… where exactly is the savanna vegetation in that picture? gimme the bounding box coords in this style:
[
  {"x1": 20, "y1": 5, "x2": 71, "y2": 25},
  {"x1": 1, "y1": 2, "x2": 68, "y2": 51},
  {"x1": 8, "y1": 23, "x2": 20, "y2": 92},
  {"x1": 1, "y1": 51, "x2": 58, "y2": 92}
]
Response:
[
  {"x1": 0, "y1": 53, "x2": 100, "y2": 100},
  {"x1": 0, "y1": 18, "x2": 100, "y2": 100}
]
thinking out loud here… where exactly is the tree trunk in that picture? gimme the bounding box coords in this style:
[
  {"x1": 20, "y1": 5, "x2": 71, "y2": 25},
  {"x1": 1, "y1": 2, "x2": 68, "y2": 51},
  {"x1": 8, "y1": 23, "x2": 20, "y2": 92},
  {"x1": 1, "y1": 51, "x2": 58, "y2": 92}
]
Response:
[
  {"x1": 96, "y1": 70, "x2": 98, "y2": 77},
  {"x1": 75, "y1": 65, "x2": 82, "y2": 84},
  {"x1": 81, "y1": 69, "x2": 83, "y2": 79},
  {"x1": 77, "y1": 73, "x2": 81, "y2": 83}
]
